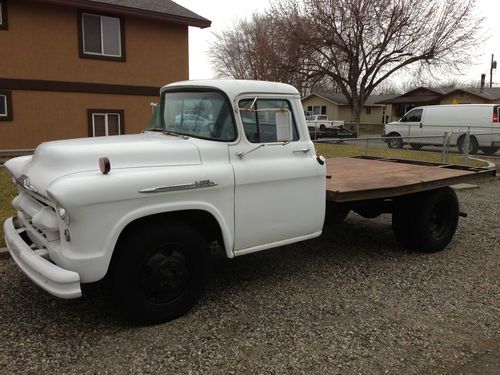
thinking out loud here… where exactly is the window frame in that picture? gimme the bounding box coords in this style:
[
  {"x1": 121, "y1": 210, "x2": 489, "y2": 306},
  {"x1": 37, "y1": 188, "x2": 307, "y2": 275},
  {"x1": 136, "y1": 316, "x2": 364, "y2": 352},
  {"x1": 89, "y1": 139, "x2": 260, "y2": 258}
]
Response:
[
  {"x1": 87, "y1": 109, "x2": 124, "y2": 137},
  {"x1": 0, "y1": 0, "x2": 8, "y2": 30},
  {"x1": 238, "y1": 98, "x2": 300, "y2": 144},
  {"x1": 0, "y1": 91, "x2": 13, "y2": 121},
  {"x1": 77, "y1": 10, "x2": 126, "y2": 62},
  {"x1": 365, "y1": 107, "x2": 372, "y2": 115}
]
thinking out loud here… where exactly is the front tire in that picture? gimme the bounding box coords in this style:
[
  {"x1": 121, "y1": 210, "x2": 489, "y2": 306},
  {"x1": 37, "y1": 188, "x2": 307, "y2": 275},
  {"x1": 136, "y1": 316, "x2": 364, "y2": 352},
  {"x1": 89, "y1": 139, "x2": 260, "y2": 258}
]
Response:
[
  {"x1": 387, "y1": 133, "x2": 403, "y2": 149},
  {"x1": 111, "y1": 221, "x2": 209, "y2": 324}
]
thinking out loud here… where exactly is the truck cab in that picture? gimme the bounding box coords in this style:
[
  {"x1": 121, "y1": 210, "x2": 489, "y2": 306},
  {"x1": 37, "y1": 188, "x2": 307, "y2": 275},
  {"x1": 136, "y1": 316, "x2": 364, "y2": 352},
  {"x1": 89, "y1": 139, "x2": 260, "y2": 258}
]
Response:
[{"x1": 3, "y1": 80, "x2": 326, "y2": 323}]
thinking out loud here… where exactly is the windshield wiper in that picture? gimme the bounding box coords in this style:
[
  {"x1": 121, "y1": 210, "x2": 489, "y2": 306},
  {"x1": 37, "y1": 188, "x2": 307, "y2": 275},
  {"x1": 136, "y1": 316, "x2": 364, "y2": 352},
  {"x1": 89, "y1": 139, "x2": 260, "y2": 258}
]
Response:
[{"x1": 145, "y1": 128, "x2": 189, "y2": 139}]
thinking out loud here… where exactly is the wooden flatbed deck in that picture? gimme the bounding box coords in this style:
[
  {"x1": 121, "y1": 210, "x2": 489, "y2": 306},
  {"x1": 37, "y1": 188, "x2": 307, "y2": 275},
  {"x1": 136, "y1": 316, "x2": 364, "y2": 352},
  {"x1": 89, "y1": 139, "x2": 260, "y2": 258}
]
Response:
[{"x1": 326, "y1": 157, "x2": 496, "y2": 202}]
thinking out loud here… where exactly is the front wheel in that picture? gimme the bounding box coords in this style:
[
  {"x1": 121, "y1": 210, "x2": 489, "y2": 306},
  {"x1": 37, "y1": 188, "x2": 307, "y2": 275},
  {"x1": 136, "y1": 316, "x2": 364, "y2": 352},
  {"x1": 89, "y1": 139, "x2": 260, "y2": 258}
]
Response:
[
  {"x1": 387, "y1": 134, "x2": 403, "y2": 149},
  {"x1": 110, "y1": 221, "x2": 209, "y2": 324}
]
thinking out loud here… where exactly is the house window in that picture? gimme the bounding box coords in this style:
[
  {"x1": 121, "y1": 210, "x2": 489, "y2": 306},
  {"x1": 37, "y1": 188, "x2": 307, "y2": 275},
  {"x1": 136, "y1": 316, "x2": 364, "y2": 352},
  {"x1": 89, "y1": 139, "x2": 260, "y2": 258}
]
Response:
[
  {"x1": 88, "y1": 110, "x2": 124, "y2": 137},
  {"x1": 79, "y1": 11, "x2": 125, "y2": 61},
  {"x1": 0, "y1": 1, "x2": 8, "y2": 30},
  {"x1": 365, "y1": 107, "x2": 371, "y2": 115},
  {"x1": 307, "y1": 105, "x2": 327, "y2": 115},
  {"x1": 0, "y1": 91, "x2": 13, "y2": 121}
]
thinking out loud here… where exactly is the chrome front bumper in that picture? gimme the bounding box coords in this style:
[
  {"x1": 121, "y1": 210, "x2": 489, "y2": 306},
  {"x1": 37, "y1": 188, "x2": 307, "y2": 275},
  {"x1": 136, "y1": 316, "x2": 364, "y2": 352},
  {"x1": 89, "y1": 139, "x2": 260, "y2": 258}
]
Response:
[{"x1": 3, "y1": 217, "x2": 82, "y2": 299}]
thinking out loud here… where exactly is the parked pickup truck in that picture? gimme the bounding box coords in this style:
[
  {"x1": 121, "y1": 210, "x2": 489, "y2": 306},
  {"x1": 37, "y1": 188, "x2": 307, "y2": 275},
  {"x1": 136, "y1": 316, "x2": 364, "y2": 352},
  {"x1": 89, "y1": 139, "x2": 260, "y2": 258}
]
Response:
[
  {"x1": 305, "y1": 114, "x2": 342, "y2": 131},
  {"x1": 3, "y1": 80, "x2": 496, "y2": 324}
]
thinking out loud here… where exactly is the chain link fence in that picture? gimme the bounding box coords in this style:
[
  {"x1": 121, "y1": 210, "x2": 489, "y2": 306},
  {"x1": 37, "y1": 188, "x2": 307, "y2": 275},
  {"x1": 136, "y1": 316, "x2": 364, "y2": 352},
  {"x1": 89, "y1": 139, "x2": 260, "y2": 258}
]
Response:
[{"x1": 315, "y1": 130, "x2": 500, "y2": 167}]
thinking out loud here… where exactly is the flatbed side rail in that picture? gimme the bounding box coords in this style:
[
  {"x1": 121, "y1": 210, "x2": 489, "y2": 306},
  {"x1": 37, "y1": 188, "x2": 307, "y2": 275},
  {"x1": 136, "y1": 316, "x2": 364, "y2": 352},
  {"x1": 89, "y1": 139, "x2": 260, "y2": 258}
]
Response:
[{"x1": 354, "y1": 156, "x2": 496, "y2": 173}]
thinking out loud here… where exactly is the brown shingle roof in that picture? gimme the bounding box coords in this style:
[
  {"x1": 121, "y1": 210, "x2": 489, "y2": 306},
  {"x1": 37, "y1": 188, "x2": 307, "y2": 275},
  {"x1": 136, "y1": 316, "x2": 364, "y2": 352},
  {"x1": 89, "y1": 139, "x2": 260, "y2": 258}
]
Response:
[
  {"x1": 41, "y1": 0, "x2": 211, "y2": 28},
  {"x1": 303, "y1": 92, "x2": 398, "y2": 106}
]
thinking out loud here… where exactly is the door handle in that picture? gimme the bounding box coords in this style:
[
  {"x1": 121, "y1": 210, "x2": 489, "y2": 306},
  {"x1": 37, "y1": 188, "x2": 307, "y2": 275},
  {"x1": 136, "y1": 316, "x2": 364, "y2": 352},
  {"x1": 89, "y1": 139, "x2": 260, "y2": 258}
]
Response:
[
  {"x1": 293, "y1": 148, "x2": 310, "y2": 153},
  {"x1": 419, "y1": 123, "x2": 423, "y2": 128}
]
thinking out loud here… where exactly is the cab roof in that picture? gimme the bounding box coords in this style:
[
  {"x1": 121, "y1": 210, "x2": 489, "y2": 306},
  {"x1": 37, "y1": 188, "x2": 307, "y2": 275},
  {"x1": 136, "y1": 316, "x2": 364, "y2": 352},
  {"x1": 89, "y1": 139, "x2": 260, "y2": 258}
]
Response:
[{"x1": 161, "y1": 80, "x2": 300, "y2": 99}]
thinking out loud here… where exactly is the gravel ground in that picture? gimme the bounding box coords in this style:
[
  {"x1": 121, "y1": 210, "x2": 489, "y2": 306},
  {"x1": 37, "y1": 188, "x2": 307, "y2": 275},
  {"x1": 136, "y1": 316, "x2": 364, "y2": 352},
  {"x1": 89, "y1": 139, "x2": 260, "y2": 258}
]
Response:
[{"x1": 0, "y1": 178, "x2": 499, "y2": 374}]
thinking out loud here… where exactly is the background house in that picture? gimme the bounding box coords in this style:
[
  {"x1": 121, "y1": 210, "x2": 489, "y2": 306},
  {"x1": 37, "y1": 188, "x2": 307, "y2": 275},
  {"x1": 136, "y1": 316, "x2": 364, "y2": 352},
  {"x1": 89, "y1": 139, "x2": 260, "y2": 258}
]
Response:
[
  {"x1": 303, "y1": 87, "x2": 500, "y2": 127},
  {"x1": 0, "y1": 0, "x2": 210, "y2": 149},
  {"x1": 377, "y1": 87, "x2": 500, "y2": 121},
  {"x1": 301, "y1": 92, "x2": 397, "y2": 126}
]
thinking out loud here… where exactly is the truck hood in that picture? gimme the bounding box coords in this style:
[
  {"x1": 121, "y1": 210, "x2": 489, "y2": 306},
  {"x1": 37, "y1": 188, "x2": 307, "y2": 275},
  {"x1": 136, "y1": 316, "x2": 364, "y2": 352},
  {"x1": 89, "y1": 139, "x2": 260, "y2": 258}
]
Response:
[{"x1": 5, "y1": 133, "x2": 201, "y2": 194}]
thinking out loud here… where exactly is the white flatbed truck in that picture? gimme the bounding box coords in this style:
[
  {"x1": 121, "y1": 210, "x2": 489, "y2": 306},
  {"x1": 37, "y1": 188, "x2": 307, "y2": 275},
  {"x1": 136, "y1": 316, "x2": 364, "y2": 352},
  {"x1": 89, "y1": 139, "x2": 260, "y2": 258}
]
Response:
[{"x1": 3, "y1": 80, "x2": 496, "y2": 324}]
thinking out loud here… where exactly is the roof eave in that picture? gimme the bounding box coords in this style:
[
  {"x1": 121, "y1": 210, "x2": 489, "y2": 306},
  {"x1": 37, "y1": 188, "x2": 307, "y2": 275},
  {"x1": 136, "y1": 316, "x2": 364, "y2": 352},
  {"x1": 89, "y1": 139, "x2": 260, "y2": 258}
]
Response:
[{"x1": 36, "y1": 0, "x2": 212, "y2": 28}]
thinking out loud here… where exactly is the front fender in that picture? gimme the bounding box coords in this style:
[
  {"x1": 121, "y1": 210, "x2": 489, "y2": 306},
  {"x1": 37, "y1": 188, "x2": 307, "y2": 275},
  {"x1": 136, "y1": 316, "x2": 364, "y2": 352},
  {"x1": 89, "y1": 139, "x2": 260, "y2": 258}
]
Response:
[{"x1": 45, "y1": 165, "x2": 235, "y2": 283}]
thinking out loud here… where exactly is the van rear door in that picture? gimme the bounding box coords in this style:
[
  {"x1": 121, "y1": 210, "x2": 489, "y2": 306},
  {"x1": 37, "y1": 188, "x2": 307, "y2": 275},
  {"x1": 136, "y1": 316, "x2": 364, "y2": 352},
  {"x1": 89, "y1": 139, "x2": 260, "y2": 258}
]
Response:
[{"x1": 493, "y1": 106, "x2": 500, "y2": 148}]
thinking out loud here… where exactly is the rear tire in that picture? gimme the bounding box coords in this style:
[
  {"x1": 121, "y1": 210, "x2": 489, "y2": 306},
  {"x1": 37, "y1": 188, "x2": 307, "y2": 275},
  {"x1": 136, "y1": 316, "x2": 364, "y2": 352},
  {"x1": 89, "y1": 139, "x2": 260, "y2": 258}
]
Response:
[
  {"x1": 392, "y1": 188, "x2": 459, "y2": 252},
  {"x1": 110, "y1": 221, "x2": 209, "y2": 324},
  {"x1": 457, "y1": 135, "x2": 479, "y2": 155},
  {"x1": 480, "y1": 147, "x2": 498, "y2": 155}
]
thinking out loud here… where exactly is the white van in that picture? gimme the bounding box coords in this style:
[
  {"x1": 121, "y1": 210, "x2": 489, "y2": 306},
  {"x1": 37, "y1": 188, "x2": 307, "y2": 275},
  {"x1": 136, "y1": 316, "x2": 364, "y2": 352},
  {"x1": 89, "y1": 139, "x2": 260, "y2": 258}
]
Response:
[{"x1": 384, "y1": 104, "x2": 500, "y2": 155}]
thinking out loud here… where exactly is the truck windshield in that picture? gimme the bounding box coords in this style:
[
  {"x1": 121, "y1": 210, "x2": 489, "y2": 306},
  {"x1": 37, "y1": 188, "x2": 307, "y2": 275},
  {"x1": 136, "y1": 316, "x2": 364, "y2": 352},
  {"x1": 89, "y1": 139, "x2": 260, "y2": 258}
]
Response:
[{"x1": 145, "y1": 91, "x2": 237, "y2": 141}]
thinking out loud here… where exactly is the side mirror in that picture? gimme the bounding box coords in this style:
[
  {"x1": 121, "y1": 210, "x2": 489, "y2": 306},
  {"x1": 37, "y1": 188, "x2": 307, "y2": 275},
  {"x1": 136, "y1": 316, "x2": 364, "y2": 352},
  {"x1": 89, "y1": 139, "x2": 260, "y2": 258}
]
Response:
[{"x1": 275, "y1": 110, "x2": 293, "y2": 142}]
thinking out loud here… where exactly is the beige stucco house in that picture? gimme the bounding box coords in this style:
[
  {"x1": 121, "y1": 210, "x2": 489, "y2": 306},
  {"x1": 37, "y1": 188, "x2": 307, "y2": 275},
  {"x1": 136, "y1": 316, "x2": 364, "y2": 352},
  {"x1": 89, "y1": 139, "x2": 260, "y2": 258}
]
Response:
[{"x1": 301, "y1": 92, "x2": 397, "y2": 126}]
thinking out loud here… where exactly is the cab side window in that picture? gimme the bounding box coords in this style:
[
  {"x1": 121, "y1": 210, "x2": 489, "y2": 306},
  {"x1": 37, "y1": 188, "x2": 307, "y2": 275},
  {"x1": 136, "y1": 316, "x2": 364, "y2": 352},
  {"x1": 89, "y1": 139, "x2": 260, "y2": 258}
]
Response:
[
  {"x1": 239, "y1": 99, "x2": 299, "y2": 143},
  {"x1": 402, "y1": 108, "x2": 423, "y2": 122}
]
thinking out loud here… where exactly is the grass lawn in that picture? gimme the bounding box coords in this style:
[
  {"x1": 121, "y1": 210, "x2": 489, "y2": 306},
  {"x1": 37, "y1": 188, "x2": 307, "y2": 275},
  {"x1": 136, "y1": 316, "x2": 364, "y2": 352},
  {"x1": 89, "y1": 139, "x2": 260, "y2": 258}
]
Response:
[
  {"x1": 315, "y1": 142, "x2": 488, "y2": 167},
  {"x1": 0, "y1": 167, "x2": 16, "y2": 248}
]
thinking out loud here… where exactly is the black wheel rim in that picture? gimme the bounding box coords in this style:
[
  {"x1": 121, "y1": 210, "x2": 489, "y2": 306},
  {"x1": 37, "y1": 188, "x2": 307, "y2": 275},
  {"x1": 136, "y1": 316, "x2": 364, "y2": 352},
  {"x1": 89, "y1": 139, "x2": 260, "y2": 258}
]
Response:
[
  {"x1": 428, "y1": 202, "x2": 450, "y2": 240},
  {"x1": 138, "y1": 244, "x2": 190, "y2": 303}
]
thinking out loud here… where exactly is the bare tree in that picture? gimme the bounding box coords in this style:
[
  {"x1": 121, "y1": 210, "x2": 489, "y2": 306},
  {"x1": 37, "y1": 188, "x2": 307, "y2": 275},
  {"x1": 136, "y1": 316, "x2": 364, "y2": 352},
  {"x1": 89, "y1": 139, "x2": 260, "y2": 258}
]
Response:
[
  {"x1": 273, "y1": 0, "x2": 483, "y2": 124},
  {"x1": 209, "y1": 13, "x2": 331, "y2": 96}
]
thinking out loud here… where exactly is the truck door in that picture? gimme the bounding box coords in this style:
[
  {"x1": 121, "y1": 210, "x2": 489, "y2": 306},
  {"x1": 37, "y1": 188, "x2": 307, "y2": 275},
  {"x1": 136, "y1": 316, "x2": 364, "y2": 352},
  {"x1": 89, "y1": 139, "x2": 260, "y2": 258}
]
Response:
[
  {"x1": 229, "y1": 96, "x2": 325, "y2": 253},
  {"x1": 400, "y1": 108, "x2": 423, "y2": 138}
]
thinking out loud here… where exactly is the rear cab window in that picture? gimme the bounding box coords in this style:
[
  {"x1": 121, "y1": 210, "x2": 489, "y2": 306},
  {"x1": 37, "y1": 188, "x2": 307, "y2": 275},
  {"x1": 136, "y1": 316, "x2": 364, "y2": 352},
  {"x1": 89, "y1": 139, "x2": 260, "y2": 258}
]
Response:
[{"x1": 239, "y1": 98, "x2": 299, "y2": 143}]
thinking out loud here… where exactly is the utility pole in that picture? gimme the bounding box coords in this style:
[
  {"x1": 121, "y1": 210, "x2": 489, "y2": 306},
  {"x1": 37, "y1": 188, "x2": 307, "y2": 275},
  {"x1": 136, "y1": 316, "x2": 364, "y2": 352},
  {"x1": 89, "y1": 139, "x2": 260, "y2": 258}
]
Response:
[{"x1": 490, "y1": 54, "x2": 497, "y2": 88}]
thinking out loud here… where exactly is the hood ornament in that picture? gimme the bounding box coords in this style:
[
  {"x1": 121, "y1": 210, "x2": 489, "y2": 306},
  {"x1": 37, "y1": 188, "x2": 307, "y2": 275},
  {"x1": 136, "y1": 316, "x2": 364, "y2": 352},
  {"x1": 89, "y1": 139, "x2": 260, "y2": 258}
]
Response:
[{"x1": 16, "y1": 175, "x2": 38, "y2": 193}]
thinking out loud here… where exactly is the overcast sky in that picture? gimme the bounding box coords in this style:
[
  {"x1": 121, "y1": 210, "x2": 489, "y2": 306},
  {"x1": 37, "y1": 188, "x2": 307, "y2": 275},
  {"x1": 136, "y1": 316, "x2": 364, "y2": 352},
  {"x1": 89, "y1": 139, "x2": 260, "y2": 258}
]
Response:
[{"x1": 175, "y1": 0, "x2": 500, "y2": 86}]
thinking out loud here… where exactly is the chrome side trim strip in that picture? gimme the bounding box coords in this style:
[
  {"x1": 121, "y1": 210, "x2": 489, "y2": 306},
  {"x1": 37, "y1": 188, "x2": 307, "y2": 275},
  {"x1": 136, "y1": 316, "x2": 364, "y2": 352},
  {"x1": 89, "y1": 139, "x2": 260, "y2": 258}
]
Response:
[{"x1": 139, "y1": 180, "x2": 217, "y2": 194}]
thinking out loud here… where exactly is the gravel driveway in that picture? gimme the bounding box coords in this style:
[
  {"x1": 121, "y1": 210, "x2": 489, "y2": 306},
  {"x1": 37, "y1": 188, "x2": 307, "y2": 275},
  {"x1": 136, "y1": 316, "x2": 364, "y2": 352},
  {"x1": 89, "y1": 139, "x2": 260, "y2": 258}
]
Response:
[{"x1": 0, "y1": 178, "x2": 499, "y2": 374}]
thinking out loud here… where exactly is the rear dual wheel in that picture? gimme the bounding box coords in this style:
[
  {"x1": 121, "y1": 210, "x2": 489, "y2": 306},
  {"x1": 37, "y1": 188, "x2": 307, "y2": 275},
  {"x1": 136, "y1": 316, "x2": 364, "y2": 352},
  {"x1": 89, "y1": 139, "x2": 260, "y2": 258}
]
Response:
[
  {"x1": 392, "y1": 187, "x2": 459, "y2": 252},
  {"x1": 457, "y1": 135, "x2": 479, "y2": 155}
]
